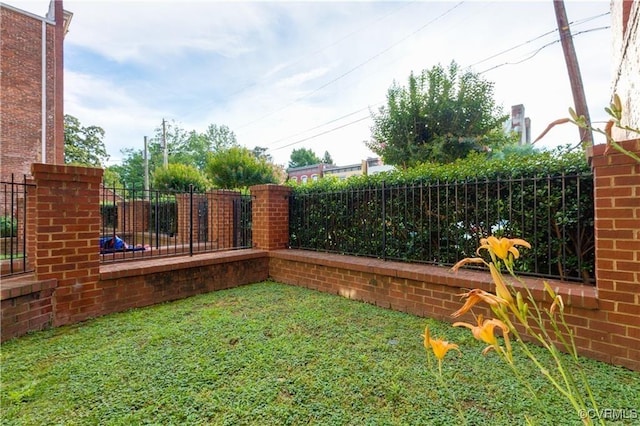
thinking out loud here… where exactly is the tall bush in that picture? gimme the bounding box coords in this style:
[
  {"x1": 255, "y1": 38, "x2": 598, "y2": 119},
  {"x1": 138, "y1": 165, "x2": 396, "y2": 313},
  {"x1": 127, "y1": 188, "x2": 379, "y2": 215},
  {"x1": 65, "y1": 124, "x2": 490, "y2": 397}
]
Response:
[{"x1": 289, "y1": 147, "x2": 594, "y2": 282}]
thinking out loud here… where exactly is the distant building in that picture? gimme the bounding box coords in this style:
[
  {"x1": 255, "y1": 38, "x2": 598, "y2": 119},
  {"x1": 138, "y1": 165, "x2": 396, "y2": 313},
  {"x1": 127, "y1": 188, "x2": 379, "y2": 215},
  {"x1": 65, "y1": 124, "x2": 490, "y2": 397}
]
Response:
[
  {"x1": 507, "y1": 104, "x2": 531, "y2": 145},
  {"x1": 287, "y1": 157, "x2": 393, "y2": 183},
  {"x1": 286, "y1": 163, "x2": 325, "y2": 184},
  {"x1": 611, "y1": 1, "x2": 639, "y2": 140},
  {"x1": 0, "y1": 0, "x2": 72, "y2": 183}
]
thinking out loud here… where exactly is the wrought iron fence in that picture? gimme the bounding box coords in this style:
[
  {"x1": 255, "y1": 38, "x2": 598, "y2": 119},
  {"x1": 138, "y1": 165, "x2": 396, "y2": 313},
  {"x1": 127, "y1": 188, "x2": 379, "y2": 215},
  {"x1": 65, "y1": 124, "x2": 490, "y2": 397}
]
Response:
[
  {"x1": 100, "y1": 185, "x2": 252, "y2": 263},
  {"x1": 289, "y1": 173, "x2": 595, "y2": 284},
  {"x1": 1, "y1": 174, "x2": 34, "y2": 276}
]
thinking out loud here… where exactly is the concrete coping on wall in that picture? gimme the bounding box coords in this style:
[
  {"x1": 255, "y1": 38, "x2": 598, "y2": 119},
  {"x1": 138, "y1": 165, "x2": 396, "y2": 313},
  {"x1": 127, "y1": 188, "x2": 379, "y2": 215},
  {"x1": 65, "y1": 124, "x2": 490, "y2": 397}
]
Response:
[
  {"x1": 100, "y1": 249, "x2": 268, "y2": 281},
  {"x1": 269, "y1": 249, "x2": 599, "y2": 310},
  {"x1": 1, "y1": 275, "x2": 57, "y2": 300}
]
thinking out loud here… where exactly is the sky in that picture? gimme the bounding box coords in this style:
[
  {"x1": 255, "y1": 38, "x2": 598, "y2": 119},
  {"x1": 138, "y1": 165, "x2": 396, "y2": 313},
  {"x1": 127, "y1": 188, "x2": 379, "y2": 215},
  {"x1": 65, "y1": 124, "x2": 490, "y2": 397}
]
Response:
[{"x1": 13, "y1": 0, "x2": 613, "y2": 168}]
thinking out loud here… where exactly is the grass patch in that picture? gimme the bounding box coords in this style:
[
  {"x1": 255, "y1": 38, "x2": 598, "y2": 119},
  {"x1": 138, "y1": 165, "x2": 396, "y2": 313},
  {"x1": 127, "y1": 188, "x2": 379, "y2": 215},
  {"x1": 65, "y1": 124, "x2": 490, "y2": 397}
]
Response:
[{"x1": 2, "y1": 281, "x2": 639, "y2": 425}]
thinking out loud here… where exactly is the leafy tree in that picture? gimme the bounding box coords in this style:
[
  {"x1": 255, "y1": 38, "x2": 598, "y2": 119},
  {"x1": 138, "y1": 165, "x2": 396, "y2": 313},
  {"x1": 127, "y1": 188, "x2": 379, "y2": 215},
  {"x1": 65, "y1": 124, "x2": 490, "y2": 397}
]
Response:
[
  {"x1": 102, "y1": 166, "x2": 123, "y2": 187},
  {"x1": 206, "y1": 146, "x2": 279, "y2": 189},
  {"x1": 112, "y1": 149, "x2": 146, "y2": 189},
  {"x1": 252, "y1": 146, "x2": 272, "y2": 162},
  {"x1": 169, "y1": 131, "x2": 211, "y2": 171},
  {"x1": 288, "y1": 148, "x2": 321, "y2": 169},
  {"x1": 322, "y1": 151, "x2": 334, "y2": 165},
  {"x1": 368, "y1": 61, "x2": 509, "y2": 168},
  {"x1": 204, "y1": 124, "x2": 238, "y2": 152},
  {"x1": 64, "y1": 115, "x2": 109, "y2": 166},
  {"x1": 153, "y1": 163, "x2": 210, "y2": 192}
]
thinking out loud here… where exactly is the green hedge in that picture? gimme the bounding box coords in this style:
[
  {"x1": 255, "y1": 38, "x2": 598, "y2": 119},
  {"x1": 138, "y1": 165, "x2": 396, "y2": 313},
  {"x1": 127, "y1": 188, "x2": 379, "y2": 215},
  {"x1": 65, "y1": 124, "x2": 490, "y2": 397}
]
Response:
[{"x1": 289, "y1": 147, "x2": 594, "y2": 283}]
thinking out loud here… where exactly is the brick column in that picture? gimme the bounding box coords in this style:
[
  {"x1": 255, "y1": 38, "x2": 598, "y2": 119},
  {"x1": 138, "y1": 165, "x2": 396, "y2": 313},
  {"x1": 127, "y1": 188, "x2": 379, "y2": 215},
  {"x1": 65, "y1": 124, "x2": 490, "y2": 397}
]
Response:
[
  {"x1": 116, "y1": 200, "x2": 150, "y2": 235},
  {"x1": 210, "y1": 190, "x2": 240, "y2": 249},
  {"x1": 250, "y1": 184, "x2": 292, "y2": 250},
  {"x1": 590, "y1": 139, "x2": 640, "y2": 369},
  {"x1": 176, "y1": 193, "x2": 203, "y2": 243},
  {"x1": 26, "y1": 177, "x2": 36, "y2": 273},
  {"x1": 31, "y1": 163, "x2": 103, "y2": 326}
]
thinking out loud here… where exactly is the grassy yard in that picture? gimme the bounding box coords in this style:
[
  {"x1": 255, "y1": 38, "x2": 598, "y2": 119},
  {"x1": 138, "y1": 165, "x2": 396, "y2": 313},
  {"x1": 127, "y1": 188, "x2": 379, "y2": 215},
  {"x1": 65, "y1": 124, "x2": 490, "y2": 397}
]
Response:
[{"x1": 1, "y1": 281, "x2": 639, "y2": 425}]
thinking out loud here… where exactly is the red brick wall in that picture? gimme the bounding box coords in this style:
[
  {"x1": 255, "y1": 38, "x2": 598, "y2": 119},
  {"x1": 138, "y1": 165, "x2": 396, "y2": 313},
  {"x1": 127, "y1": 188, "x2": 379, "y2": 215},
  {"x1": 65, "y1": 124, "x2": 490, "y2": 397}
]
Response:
[
  {"x1": 3, "y1": 151, "x2": 639, "y2": 372},
  {"x1": 250, "y1": 184, "x2": 291, "y2": 250},
  {"x1": 590, "y1": 139, "x2": 640, "y2": 369},
  {"x1": 0, "y1": 3, "x2": 64, "y2": 185},
  {"x1": 176, "y1": 191, "x2": 239, "y2": 248},
  {"x1": 268, "y1": 250, "x2": 607, "y2": 359},
  {"x1": 0, "y1": 278, "x2": 56, "y2": 341},
  {"x1": 98, "y1": 251, "x2": 268, "y2": 315},
  {"x1": 266, "y1": 141, "x2": 640, "y2": 371},
  {"x1": 117, "y1": 200, "x2": 150, "y2": 235},
  {"x1": 31, "y1": 163, "x2": 103, "y2": 326},
  {"x1": 209, "y1": 190, "x2": 240, "y2": 249}
]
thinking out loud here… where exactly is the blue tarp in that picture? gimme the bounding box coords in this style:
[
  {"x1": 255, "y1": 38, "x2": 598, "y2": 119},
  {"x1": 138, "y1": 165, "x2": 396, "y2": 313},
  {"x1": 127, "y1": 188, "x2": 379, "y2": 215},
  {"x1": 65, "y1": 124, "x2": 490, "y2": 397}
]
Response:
[{"x1": 100, "y1": 235, "x2": 145, "y2": 253}]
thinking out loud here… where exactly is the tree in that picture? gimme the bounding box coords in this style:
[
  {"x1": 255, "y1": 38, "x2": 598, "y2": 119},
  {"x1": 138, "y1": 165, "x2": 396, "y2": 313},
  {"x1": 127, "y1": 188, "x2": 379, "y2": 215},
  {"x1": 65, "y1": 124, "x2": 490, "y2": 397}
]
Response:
[
  {"x1": 64, "y1": 115, "x2": 109, "y2": 166},
  {"x1": 153, "y1": 163, "x2": 209, "y2": 192},
  {"x1": 288, "y1": 148, "x2": 321, "y2": 169},
  {"x1": 321, "y1": 151, "x2": 334, "y2": 165},
  {"x1": 367, "y1": 62, "x2": 509, "y2": 167},
  {"x1": 102, "y1": 166, "x2": 123, "y2": 187},
  {"x1": 206, "y1": 146, "x2": 278, "y2": 189},
  {"x1": 252, "y1": 146, "x2": 272, "y2": 162},
  {"x1": 204, "y1": 124, "x2": 238, "y2": 152}
]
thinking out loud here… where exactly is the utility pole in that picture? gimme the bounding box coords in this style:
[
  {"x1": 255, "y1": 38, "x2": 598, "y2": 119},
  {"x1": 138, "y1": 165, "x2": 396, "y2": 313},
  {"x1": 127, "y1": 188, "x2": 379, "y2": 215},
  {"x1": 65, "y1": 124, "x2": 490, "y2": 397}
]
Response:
[
  {"x1": 162, "y1": 118, "x2": 168, "y2": 168},
  {"x1": 553, "y1": 0, "x2": 593, "y2": 146}
]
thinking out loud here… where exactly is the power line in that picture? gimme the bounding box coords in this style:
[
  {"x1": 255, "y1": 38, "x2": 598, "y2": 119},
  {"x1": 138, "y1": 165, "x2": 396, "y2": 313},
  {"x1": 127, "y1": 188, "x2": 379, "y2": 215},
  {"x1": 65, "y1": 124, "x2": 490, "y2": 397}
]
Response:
[
  {"x1": 238, "y1": 2, "x2": 465, "y2": 130},
  {"x1": 478, "y1": 26, "x2": 610, "y2": 74},
  {"x1": 267, "y1": 105, "x2": 378, "y2": 149},
  {"x1": 469, "y1": 12, "x2": 609, "y2": 68},
  {"x1": 264, "y1": 24, "x2": 609, "y2": 153},
  {"x1": 269, "y1": 116, "x2": 371, "y2": 152},
  {"x1": 260, "y1": 14, "x2": 610, "y2": 154}
]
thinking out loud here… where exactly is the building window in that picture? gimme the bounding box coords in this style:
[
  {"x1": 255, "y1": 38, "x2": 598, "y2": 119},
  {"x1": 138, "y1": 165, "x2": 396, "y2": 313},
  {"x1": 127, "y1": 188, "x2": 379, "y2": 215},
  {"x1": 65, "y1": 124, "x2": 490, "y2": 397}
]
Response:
[
  {"x1": 311, "y1": 174, "x2": 319, "y2": 181},
  {"x1": 301, "y1": 175, "x2": 308, "y2": 183}
]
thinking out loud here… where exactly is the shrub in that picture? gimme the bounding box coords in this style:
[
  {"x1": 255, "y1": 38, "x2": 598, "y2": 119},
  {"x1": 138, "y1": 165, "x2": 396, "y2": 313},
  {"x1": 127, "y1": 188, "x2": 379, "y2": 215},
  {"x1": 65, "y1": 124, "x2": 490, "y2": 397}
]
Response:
[{"x1": 0, "y1": 216, "x2": 17, "y2": 238}]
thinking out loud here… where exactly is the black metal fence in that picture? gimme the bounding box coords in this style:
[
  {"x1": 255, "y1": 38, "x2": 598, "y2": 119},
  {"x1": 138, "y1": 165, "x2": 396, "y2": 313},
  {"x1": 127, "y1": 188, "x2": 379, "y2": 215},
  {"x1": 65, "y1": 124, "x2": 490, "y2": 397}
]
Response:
[
  {"x1": 1, "y1": 174, "x2": 34, "y2": 276},
  {"x1": 289, "y1": 173, "x2": 595, "y2": 284},
  {"x1": 100, "y1": 185, "x2": 252, "y2": 263}
]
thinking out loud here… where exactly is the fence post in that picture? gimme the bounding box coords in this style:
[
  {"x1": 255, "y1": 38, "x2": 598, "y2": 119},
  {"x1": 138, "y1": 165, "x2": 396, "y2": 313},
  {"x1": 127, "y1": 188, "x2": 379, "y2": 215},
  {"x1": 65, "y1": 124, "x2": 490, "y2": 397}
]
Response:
[
  {"x1": 31, "y1": 163, "x2": 103, "y2": 326},
  {"x1": 589, "y1": 139, "x2": 640, "y2": 369},
  {"x1": 250, "y1": 184, "x2": 292, "y2": 251}
]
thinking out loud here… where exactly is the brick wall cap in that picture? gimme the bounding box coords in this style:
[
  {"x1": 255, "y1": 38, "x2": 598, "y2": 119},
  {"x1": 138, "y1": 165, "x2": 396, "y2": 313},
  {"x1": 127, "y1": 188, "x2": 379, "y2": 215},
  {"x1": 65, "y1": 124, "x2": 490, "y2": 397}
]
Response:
[{"x1": 590, "y1": 138, "x2": 640, "y2": 159}]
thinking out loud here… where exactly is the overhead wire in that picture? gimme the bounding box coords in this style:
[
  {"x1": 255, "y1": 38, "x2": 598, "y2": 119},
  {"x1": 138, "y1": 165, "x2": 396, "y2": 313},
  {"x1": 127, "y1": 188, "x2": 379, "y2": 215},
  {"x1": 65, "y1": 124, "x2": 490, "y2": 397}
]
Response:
[
  {"x1": 260, "y1": 12, "x2": 610, "y2": 154},
  {"x1": 239, "y1": 1, "x2": 465, "y2": 131},
  {"x1": 478, "y1": 26, "x2": 610, "y2": 74}
]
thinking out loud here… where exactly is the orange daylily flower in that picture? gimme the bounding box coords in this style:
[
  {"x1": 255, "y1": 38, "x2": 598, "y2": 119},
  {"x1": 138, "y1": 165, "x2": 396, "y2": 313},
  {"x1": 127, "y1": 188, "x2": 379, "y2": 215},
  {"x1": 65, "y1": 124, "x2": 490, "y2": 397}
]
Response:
[
  {"x1": 478, "y1": 236, "x2": 531, "y2": 261},
  {"x1": 422, "y1": 326, "x2": 460, "y2": 361},
  {"x1": 451, "y1": 256, "x2": 488, "y2": 273},
  {"x1": 451, "y1": 288, "x2": 509, "y2": 318},
  {"x1": 489, "y1": 263, "x2": 514, "y2": 305},
  {"x1": 453, "y1": 315, "x2": 510, "y2": 355}
]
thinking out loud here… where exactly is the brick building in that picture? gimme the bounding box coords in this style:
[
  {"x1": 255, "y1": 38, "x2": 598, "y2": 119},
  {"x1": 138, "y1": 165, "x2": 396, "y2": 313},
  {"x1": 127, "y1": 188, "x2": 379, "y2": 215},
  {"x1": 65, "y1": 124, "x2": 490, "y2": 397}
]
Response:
[
  {"x1": 0, "y1": 0, "x2": 71, "y2": 183},
  {"x1": 611, "y1": 0, "x2": 639, "y2": 139}
]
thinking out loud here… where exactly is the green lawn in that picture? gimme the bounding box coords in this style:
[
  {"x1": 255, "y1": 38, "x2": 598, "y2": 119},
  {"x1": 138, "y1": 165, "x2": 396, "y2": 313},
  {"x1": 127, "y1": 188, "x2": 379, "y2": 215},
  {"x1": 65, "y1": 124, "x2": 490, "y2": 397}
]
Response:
[{"x1": 2, "y1": 281, "x2": 639, "y2": 425}]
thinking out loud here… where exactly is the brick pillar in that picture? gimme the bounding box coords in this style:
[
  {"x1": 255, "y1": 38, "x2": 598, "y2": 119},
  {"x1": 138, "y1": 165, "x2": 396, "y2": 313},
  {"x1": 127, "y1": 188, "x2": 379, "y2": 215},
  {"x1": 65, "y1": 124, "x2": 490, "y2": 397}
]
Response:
[
  {"x1": 116, "y1": 200, "x2": 150, "y2": 236},
  {"x1": 590, "y1": 139, "x2": 640, "y2": 369},
  {"x1": 250, "y1": 184, "x2": 291, "y2": 250},
  {"x1": 26, "y1": 177, "x2": 36, "y2": 273},
  {"x1": 210, "y1": 190, "x2": 240, "y2": 249},
  {"x1": 31, "y1": 163, "x2": 103, "y2": 326},
  {"x1": 176, "y1": 193, "x2": 202, "y2": 243}
]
